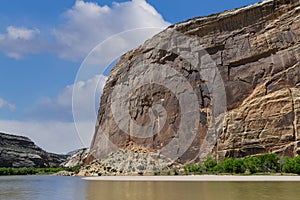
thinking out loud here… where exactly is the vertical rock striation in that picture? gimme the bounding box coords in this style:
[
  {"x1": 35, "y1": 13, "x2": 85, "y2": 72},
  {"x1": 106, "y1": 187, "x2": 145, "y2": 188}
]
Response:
[{"x1": 90, "y1": 0, "x2": 300, "y2": 165}]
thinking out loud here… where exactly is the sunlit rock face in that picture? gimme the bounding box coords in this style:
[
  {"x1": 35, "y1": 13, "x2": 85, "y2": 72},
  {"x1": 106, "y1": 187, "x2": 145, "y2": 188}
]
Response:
[
  {"x1": 0, "y1": 132, "x2": 67, "y2": 168},
  {"x1": 89, "y1": 0, "x2": 300, "y2": 165}
]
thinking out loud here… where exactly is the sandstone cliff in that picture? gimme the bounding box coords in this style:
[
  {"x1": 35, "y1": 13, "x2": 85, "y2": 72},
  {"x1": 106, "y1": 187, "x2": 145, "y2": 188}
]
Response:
[
  {"x1": 90, "y1": 0, "x2": 300, "y2": 166},
  {"x1": 60, "y1": 148, "x2": 89, "y2": 168},
  {"x1": 0, "y1": 132, "x2": 67, "y2": 168}
]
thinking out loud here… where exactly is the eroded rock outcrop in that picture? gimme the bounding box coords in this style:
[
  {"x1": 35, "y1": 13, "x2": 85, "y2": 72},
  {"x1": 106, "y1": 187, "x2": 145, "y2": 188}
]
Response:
[
  {"x1": 0, "y1": 132, "x2": 67, "y2": 168},
  {"x1": 61, "y1": 148, "x2": 89, "y2": 168},
  {"x1": 89, "y1": 0, "x2": 300, "y2": 165},
  {"x1": 78, "y1": 148, "x2": 173, "y2": 176}
]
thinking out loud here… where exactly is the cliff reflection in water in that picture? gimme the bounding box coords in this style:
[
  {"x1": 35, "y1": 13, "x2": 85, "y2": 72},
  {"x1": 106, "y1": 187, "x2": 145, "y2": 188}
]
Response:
[
  {"x1": 86, "y1": 180, "x2": 300, "y2": 200},
  {"x1": 1, "y1": 176, "x2": 300, "y2": 200}
]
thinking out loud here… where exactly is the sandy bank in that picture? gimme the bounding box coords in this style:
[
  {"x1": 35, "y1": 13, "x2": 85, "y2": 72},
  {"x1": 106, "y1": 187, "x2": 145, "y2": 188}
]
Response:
[{"x1": 83, "y1": 175, "x2": 300, "y2": 182}]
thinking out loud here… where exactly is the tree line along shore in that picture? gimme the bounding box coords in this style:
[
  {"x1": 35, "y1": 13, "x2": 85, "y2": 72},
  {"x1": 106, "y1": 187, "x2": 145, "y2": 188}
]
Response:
[
  {"x1": 165, "y1": 154, "x2": 300, "y2": 176},
  {"x1": 0, "y1": 166, "x2": 81, "y2": 176},
  {"x1": 2, "y1": 154, "x2": 300, "y2": 176}
]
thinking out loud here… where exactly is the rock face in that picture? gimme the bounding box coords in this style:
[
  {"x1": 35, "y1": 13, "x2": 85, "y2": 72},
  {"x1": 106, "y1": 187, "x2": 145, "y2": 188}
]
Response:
[
  {"x1": 90, "y1": 0, "x2": 300, "y2": 165},
  {"x1": 0, "y1": 132, "x2": 67, "y2": 168},
  {"x1": 60, "y1": 148, "x2": 89, "y2": 168},
  {"x1": 78, "y1": 149, "x2": 173, "y2": 176}
]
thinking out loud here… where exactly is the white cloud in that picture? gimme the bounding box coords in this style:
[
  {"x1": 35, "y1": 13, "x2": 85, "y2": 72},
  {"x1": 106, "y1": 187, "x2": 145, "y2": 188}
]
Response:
[
  {"x1": 53, "y1": 0, "x2": 170, "y2": 61},
  {"x1": 0, "y1": 1, "x2": 169, "y2": 60},
  {"x1": 0, "y1": 97, "x2": 16, "y2": 111},
  {"x1": 27, "y1": 74, "x2": 107, "y2": 121},
  {"x1": 71, "y1": 74, "x2": 107, "y2": 120},
  {"x1": 6, "y1": 26, "x2": 40, "y2": 40},
  {"x1": 0, "y1": 77, "x2": 104, "y2": 153},
  {"x1": 0, "y1": 75, "x2": 108, "y2": 153},
  {"x1": 0, "y1": 26, "x2": 42, "y2": 59},
  {"x1": 0, "y1": 0, "x2": 170, "y2": 153}
]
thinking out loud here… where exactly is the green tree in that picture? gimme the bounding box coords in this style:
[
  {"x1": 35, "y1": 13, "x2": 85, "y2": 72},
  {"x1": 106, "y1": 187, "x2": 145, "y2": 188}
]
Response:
[
  {"x1": 204, "y1": 158, "x2": 217, "y2": 172},
  {"x1": 282, "y1": 157, "x2": 295, "y2": 173},
  {"x1": 221, "y1": 158, "x2": 235, "y2": 173},
  {"x1": 257, "y1": 154, "x2": 280, "y2": 172},
  {"x1": 232, "y1": 159, "x2": 245, "y2": 173},
  {"x1": 244, "y1": 156, "x2": 262, "y2": 174}
]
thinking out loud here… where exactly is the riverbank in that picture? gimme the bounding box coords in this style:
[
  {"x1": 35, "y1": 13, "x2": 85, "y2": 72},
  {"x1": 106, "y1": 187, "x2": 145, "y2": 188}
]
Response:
[
  {"x1": 0, "y1": 166, "x2": 80, "y2": 176},
  {"x1": 84, "y1": 175, "x2": 300, "y2": 181},
  {"x1": 78, "y1": 153, "x2": 300, "y2": 176}
]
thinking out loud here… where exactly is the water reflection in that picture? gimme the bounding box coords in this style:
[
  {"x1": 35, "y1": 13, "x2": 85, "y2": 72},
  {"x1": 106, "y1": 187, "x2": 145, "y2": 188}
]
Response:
[
  {"x1": 87, "y1": 181, "x2": 300, "y2": 200},
  {"x1": 1, "y1": 176, "x2": 300, "y2": 200},
  {"x1": 0, "y1": 176, "x2": 87, "y2": 200}
]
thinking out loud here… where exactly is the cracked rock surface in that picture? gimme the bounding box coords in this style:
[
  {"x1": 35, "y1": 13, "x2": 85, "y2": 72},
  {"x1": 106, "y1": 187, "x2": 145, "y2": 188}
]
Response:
[{"x1": 89, "y1": 0, "x2": 300, "y2": 165}]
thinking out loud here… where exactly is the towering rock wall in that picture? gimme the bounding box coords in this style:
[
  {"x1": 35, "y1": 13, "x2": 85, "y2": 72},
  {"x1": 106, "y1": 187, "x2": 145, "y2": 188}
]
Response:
[{"x1": 90, "y1": 0, "x2": 300, "y2": 164}]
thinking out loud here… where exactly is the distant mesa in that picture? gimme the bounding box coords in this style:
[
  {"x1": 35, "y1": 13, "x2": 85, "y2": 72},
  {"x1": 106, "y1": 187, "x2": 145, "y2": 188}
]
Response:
[{"x1": 0, "y1": 132, "x2": 68, "y2": 168}]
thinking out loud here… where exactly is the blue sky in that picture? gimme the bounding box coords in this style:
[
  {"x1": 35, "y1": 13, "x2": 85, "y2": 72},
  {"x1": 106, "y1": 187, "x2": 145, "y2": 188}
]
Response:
[{"x1": 0, "y1": 0, "x2": 261, "y2": 153}]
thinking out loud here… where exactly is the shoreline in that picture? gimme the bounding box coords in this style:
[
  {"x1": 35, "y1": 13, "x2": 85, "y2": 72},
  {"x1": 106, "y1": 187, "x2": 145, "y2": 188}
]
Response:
[{"x1": 83, "y1": 175, "x2": 300, "y2": 182}]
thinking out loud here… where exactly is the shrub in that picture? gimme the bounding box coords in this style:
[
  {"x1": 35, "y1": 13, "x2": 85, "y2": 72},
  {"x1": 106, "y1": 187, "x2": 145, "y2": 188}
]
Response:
[
  {"x1": 232, "y1": 159, "x2": 245, "y2": 173},
  {"x1": 191, "y1": 164, "x2": 202, "y2": 173},
  {"x1": 65, "y1": 165, "x2": 81, "y2": 173},
  {"x1": 212, "y1": 164, "x2": 223, "y2": 173},
  {"x1": 257, "y1": 154, "x2": 280, "y2": 173},
  {"x1": 183, "y1": 164, "x2": 202, "y2": 174},
  {"x1": 244, "y1": 156, "x2": 262, "y2": 174},
  {"x1": 282, "y1": 157, "x2": 295, "y2": 173},
  {"x1": 204, "y1": 158, "x2": 217, "y2": 171},
  {"x1": 282, "y1": 156, "x2": 300, "y2": 174},
  {"x1": 221, "y1": 158, "x2": 235, "y2": 173},
  {"x1": 0, "y1": 167, "x2": 68, "y2": 176},
  {"x1": 180, "y1": 154, "x2": 300, "y2": 175},
  {"x1": 173, "y1": 168, "x2": 179, "y2": 175}
]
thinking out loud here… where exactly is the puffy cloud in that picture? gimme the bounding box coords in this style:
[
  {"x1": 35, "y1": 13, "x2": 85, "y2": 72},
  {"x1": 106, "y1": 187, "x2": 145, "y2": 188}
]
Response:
[
  {"x1": 6, "y1": 26, "x2": 39, "y2": 40},
  {"x1": 53, "y1": 0, "x2": 170, "y2": 61},
  {"x1": 71, "y1": 74, "x2": 107, "y2": 120},
  {"x1": 1, "y1": 74, "x2": 108, "y2": 153},
  {"x1": 0, "y1": 1, "x2": 169, "y2": 60},
  {"x1": 0, "y1": 97, "x2": 16, "y2": 111},
  {"x1": 0, "y1": 26, "x2": 42, "y2": 59},
  {"x1": 26, "y1": 74, "x2": 107, "y2": 122},
  {"x1": 0, "y1": 0, "x2": 170, "y2": 153}
]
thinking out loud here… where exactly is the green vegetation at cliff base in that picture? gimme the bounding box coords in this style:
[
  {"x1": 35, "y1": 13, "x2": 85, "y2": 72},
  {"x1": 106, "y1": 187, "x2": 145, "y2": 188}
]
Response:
[
  {"x1": 174, "y1": 154, "x2": 300, "y2": 176},
  {"x1": 0, "y1": 166, "x2": 81, "y2": 176}
]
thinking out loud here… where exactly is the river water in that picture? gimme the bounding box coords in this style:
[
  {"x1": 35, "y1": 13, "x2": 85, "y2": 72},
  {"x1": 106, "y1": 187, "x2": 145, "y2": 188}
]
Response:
[{"x1": 1, "y1": 175, "x2": 300, "y2": 200}]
